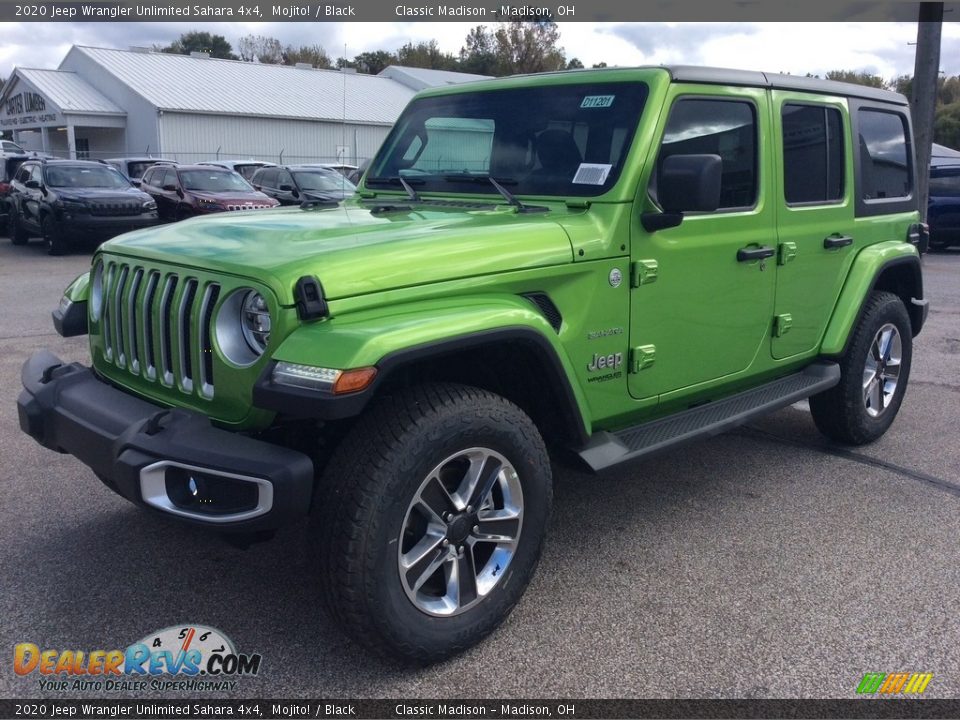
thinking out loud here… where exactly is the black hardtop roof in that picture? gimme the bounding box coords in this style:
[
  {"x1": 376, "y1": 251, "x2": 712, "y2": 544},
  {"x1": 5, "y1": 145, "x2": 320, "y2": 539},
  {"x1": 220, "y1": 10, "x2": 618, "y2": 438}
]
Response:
[
  {"x1": 666, "y1": 66, "x2": 908, "y2": 105},
  {"x1": 494, "y1": 65, "x2": 908, "y2": 106}
]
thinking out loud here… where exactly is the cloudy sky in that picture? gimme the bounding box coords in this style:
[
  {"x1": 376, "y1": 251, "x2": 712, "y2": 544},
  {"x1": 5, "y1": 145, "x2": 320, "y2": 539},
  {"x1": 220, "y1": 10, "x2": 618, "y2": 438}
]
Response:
[{"x1": 0, "y1": 21, "x2": 959, "y2": 82}]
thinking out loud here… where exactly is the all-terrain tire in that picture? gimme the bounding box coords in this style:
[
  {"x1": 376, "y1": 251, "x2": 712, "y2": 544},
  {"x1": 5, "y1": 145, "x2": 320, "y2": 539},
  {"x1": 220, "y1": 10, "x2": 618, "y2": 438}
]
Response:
[
  {"x1": 9, "y1": 211, "x2": 29, "y2": 245},
  {"x1": 810, "y1": 291, "x2": 912, "y2": 445},
  {"x1": 314, "y1": 383, "x2": 552, "y2": 664},
  {"x1": 42, "y1": 214, "x2": 68, "y2": 256}
]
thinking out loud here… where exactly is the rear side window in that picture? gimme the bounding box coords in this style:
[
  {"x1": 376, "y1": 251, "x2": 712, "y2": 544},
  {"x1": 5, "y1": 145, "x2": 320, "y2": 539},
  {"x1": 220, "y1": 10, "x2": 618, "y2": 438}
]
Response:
[
  {"x1": 655, "y1": 98, "x2": 758, "y2": 210},
  {"x1": 782, "y1": 104, "x2": 845, "y2": 204},
  {"x1": 858, "y1": 109, "x2": 911, "y2": 200}
]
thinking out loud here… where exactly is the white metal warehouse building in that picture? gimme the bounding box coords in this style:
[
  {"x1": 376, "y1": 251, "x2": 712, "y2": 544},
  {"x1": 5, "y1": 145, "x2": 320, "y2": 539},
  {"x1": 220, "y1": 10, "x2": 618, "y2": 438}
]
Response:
[{"x1": 0, "y1": 46, "x2": 489, "y2": 165}]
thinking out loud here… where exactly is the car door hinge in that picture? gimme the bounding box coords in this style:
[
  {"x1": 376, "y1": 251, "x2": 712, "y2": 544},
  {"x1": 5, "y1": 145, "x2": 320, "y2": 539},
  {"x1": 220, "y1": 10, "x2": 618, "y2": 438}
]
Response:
[
  {"x1": 631, "y1": 259, "x2": 658, "y2": 287},
  {"x1": 629, "y1": 344, "x2": 656, "y2": 373},
  {"x1": 773, "y1": 313, "x2": 793, "y2": 337},
  {"x1": 778, "y1": 241, "x2": 797, "y2": 265}
]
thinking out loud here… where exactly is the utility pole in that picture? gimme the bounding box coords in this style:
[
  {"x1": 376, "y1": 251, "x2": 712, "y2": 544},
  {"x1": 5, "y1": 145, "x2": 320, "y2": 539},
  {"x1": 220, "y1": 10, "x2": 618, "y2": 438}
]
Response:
[{"x1": 911, "y1": 2, "x2": 943, "y2": 222}]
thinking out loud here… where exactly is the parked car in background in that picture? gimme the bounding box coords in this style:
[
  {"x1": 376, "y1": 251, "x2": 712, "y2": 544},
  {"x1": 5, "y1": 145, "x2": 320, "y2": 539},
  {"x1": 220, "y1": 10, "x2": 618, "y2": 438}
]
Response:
[
  {"x1": 105, "y1": 157, "x2": 175, "y2": 185},
  {"x1": 7, "y1": 159, "x2": 158, "y2": 255},
  {"x1": 251, "y1": 164, "x2": 356, "y2": 205},
  {"x1": 1, "y1": 154, "x2": 32, "y2": 228},
  {"x1": 198, "y1": 159, "x2": 276, "y2": 182},
  {"x1": 140, "y1": 163, "x2": 278, "y2": 221},
  {"x1": 1, "y1": 139, "x2": 27, "y2": 155},
  {"x1": 312, "y1": 162, "x2": 358, "y2": 179},
  {"x1": 928, "y1": 163, "x2": 960, "y2": 250},
  {"x1": 346, "y1": 160, "x2": 368, "y2": 185}
]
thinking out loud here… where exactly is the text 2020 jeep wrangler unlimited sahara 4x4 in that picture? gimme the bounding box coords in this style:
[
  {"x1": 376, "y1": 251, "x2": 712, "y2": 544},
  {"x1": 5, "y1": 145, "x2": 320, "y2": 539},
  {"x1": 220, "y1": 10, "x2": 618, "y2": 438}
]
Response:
[{"x1": 18, "y1": 67, "x2": 929, "y2": 662}]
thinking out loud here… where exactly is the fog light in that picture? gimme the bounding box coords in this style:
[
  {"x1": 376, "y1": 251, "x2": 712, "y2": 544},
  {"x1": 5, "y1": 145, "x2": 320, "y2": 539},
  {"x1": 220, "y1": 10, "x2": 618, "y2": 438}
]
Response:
[{"x1": 164, "y1": 467, "x2": 259, "y2": 516}]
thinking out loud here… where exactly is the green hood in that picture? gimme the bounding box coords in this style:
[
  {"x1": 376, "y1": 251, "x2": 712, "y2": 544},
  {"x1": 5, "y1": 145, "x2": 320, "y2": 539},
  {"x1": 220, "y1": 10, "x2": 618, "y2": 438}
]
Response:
[{"x1": 103, "y1": 202, "x2": 575, "y2": 304}]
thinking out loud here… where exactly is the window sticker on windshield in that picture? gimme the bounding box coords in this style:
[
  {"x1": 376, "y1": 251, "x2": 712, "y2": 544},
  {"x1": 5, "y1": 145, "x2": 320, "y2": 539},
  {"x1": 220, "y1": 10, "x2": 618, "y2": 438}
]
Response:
[
  {"x1": 581, "y1": 95, "x2": 615, "y2": 109},
  {"x1": 573, "y1": 163, "x2": 612, "y2": 185}
]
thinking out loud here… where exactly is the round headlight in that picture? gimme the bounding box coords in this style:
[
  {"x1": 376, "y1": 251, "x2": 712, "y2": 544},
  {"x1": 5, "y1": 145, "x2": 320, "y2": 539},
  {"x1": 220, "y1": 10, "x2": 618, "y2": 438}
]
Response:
[
  {"x1": 90, "y1": 260, "x2": 104, "y2": 321},
  {"x1": 215, "y1": 288, "x2": 272, "y2": 367},
  {"x1": 241, "y1": 291, "x2": 271, "y2": 354}
]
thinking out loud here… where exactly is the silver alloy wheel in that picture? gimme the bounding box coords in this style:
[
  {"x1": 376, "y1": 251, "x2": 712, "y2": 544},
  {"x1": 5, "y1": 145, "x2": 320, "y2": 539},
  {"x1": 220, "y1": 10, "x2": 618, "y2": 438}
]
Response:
[
  {"x1": 862, "y1": 322, "x2": 902, "y2": 417},
  {"x1": 398, "y1": 447, "x2": 523, "y2": 617}
]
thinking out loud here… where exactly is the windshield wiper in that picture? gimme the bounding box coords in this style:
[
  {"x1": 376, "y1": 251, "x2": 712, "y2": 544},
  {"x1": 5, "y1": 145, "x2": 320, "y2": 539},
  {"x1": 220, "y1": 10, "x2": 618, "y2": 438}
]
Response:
[{"x1": 442, "y1": 174, "x2": 547, "y2": 214}]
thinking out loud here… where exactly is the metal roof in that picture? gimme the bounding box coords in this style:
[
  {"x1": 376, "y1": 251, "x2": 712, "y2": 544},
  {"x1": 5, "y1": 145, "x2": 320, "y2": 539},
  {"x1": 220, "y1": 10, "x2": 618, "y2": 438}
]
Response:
[
  {"x1": 14, "y1": 68, "x2": 124, "y2": 115},
  {"x1": 65, "y1": 46, "x2": 418, "y2": 125},
  {"x1": 379, "y1": 65, "x2": 492, "y2": 91}
]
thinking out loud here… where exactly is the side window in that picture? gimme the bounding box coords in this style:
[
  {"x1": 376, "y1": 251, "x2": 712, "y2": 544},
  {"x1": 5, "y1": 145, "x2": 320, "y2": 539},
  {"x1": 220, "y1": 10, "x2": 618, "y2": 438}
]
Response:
[
  {"x1": 858, "y1": 109, "x2": 911, "y2": 200},
  {"x1": 276, "y1": 170, "x2": 293, "y2": 188},
  {"x1": 30, "y1": 166, "x2": 43, "y2": 184},
  {"x1": 14, "y1": 165, "x2": 30, "y2": 183},
  {"x1": 261, "y1": 169, "x2": 278, "y2": 187},
  {"x1": 143, "y1": 168, "x2": 156, "y2": 185},
  {"x1": 782, "y1": 104, "x2": 845, "y2": 204},
  {"x1": 655, "y1": 98, "x2": 758, "y2": 210}
]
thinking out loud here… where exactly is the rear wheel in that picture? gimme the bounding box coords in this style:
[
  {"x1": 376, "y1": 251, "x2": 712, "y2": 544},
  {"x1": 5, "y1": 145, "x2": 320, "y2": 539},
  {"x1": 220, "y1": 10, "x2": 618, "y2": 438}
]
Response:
[
  {"x1": 314, "y1": 383, "x2": 552, "y2": 663},
  {"x1": 810, "y1": 291, "x2": 912, "y2": 445},
  {"x1": 42, "y1": 214, "x2": 68, "y2": 256}
]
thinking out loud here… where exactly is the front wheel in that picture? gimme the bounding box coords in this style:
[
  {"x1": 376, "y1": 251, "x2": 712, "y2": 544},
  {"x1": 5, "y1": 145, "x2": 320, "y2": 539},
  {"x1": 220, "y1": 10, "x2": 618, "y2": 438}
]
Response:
[
  {"x1": 42, "y1": 214, "x2": 68, "y2": 256},
  {"x1": 9, "y1": 211, "x2": 29, "y2": 245},
  {"x1": 810, "y1": 291, "x2": 913, "y2": 445},
  {"x1": 314, "y1": 383, "x2": 552, "y2": 663}
]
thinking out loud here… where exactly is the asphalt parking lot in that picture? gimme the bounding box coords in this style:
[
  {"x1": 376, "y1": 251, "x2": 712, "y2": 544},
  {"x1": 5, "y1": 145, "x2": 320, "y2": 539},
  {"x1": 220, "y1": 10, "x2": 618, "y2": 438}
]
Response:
[{"x1": 1, "y1": 238, "x2": 958, "y2": 700}]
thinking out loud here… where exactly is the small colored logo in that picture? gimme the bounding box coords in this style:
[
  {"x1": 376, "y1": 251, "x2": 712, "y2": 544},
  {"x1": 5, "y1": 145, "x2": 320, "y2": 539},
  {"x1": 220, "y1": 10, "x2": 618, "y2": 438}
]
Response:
[
  {"x1": 856, "y1": 672, "x2": 933, "y2": 695},
  {"x1": 13, "y1": 624, "x2": 262, "y2": 693}
]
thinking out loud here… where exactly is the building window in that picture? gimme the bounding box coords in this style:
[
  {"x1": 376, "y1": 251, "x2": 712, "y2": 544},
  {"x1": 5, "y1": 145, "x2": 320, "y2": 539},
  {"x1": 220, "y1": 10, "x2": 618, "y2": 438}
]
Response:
[{"x1": 75, "y1": 138, "x2": 89, "y2": 159}]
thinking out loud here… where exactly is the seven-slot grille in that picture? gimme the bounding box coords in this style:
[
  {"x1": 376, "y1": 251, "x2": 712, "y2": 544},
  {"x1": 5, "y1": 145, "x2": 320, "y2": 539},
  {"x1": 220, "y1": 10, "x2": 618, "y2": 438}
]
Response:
[
  {"x1": 89, "y1": 201, "x2": 144, "y2": 217},
  {"x1": 99, "y1": 260, "x2": 220, "y2": 399}
]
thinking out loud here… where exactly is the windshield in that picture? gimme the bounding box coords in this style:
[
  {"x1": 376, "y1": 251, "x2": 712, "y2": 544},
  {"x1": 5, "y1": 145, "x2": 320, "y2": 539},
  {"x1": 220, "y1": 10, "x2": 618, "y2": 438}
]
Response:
[
  {"x1": 369, "y1": 82, "x2": 648, "y2": 197},
  {"x1": 181, "y1": 170, "x2": 253, "y2": 192},
  {"x1": 293, "y1": 171, "x2": 356, "y2": 193},
  {"x1": 45, "y1": 165, "x2": 130, "y2": 189}
]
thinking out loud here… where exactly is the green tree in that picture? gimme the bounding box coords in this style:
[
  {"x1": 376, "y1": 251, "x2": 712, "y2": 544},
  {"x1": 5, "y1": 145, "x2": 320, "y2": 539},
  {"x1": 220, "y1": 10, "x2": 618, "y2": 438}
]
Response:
[
  {"x1": 592, "y1": 61, "x2": 608, "y2": 68},
  {"x1": 825, "y1": 70, "x2": 886, "y2": 88},
  {"x1": 352, "y1": 50, "x2": 398, "y2": 74},
  {"x1": 459, "y1": 25, "x2": 498, "y2": 75},
  {"x1": 161, "y1": 31, "x2": 237, "y2": 60},
  {"x1": 396, "y1": 40, "x2": 458, "y2": 71},
  {"x1": 566, "y1": 57, "x2": 584, "y2": 69},
  {"x1": 283, "y1": 45, "x2": 334, "y2": 69},
  {"x1": 934, "y1": 102, "x2": 960, "y2": 149},
  {"x1": 237, "y1": 34, "x2": 283, "y2": 63},
  {"x1": 492, "y1": 21, "x2": 567, "y2": 75}
]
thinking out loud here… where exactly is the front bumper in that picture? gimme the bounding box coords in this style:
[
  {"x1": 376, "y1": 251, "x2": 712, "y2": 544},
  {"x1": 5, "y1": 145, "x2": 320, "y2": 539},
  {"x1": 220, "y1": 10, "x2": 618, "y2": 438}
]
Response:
[
  {"x1": 18, "y1": 351, "x2": 314, "y2": 532},
  {"x1": 57, "y1": 212, "x2": 159, "y2": 237}
]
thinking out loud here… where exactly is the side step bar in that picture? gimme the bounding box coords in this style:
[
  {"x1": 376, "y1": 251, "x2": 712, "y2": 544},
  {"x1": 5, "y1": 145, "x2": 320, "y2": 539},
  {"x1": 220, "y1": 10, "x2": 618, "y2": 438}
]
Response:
[{"x1": 578, "y1": 362, "x2": 840, "y2": 472}]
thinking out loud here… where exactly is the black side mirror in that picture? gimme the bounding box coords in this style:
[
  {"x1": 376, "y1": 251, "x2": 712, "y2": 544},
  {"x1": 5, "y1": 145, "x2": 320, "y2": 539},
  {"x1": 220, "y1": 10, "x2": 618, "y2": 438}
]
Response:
[
  {"x1": 131, "y1": 179, "x2": 142, "y2": 188},
  {"x1": 162, "y1": 183, "x2": 176, "y2": 192},
  {"x1": 279, "y1": 184, "x2": 294, "y2": 192},
  {"x1": 24, "y1": 179, "x2": 40, "y2": 189},
  {"x1": 642, "y1": 154, "x2": 722, "y2": 232}
]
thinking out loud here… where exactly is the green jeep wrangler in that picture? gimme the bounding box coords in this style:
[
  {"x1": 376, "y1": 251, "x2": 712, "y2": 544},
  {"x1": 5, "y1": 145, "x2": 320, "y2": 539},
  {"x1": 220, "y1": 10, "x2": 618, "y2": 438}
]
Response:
[{"x1": 18, "y1": 66, "x2": 929, "y2": 662}]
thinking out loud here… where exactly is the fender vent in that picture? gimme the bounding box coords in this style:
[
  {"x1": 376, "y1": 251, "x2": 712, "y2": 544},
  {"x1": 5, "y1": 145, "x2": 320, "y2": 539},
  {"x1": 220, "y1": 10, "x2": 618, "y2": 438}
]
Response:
[{"x1": 522, "y1": 292, "x2": 562, "y2": 333}]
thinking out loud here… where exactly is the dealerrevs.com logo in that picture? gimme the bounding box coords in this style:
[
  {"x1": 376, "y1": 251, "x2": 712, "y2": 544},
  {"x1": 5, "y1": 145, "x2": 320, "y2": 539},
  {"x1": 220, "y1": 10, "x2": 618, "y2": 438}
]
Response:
[{"x1": 14, "y1": 624, "x2": 262, "y2": 692}]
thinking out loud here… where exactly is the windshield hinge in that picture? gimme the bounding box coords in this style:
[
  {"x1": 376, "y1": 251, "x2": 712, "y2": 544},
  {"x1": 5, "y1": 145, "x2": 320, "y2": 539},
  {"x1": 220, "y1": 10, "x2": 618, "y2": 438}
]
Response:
[{"x1": 565, "y1": 199, "x2": 591, "y2": 210}]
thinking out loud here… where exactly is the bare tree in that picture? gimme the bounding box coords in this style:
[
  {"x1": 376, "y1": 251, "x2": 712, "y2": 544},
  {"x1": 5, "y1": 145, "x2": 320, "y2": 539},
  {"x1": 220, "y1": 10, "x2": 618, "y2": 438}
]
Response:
[{"x1": 237, "y1": 34, "x2": 284, "y2": 64}]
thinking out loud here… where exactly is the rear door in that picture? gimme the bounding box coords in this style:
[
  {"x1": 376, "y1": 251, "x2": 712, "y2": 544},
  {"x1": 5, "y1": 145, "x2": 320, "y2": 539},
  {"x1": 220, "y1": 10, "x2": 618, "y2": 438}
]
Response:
[{"x1": 771, "y1": 92, "x2": 856, "y2": 359}]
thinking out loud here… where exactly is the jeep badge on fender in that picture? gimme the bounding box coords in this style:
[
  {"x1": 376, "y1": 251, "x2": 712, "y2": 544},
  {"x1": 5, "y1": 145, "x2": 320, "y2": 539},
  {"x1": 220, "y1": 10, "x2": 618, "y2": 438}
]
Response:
[{"x1": 18, "y1": 66, "x2": 928, "y2": 664}]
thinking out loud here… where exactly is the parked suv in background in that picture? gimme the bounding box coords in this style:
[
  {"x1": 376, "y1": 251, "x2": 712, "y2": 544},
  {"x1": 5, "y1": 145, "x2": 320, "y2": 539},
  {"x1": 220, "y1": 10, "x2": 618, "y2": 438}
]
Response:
[
  {"x1": 140, "y1": 164, "x2": 279, "y2": 221},
  {"x1": 198, "y1": 160, "x2": 276, "y2": 182},
  {"x1": 251, "y1": 164, "x2": 356, "y2": 205},
  {"x1": 928, "y1": 163, "x2": 960, "y2": 250},
  {"x1": 1, "y1": 154, "x2": 31, "y2": 229},
  {"x1": 7, "y1": 159, "x2": 158, "y2": 254},
  {"x1": 105, "y1": 157, "x2": 175, "y2": 185},
  {"x1": 18, "y1": 67, "x2": 929, "y2": 662}
]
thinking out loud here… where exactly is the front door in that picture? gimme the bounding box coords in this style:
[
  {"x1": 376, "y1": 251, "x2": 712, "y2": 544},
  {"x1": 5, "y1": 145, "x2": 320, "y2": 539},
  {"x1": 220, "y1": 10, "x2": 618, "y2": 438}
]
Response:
[{"x1": 628, "y1": 86, "x2": 777, "y2": 402}]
